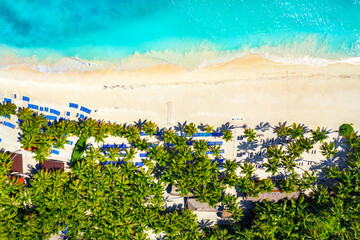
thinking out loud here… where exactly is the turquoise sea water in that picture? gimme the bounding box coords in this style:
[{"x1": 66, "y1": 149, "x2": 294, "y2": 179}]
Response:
[{"x1": 0, "y1": 0, "x2": 359, "y2": 71}]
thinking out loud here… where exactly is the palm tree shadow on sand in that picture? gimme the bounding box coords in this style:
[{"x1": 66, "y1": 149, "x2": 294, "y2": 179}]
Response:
[
  {"x1": 133, "y1": 119, "x2": 147, "y2": 129},
  {"x1": 174, "y1": 121, "x2": 187, "y2": 134},
  {"x1": 216, "y1": 122, "x2": 235, "y2": 133},
  {"x1": 255, "y1": 122, "x2": 271, "y2": 132}
]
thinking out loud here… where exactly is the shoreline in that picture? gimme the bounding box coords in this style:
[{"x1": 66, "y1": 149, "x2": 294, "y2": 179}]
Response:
[
  {"x1": 1, "y1": 52, "x2": 360, "y2": 74},
  {"x1": 0, "y1": 55, "x2": 359, "y2": 130}
]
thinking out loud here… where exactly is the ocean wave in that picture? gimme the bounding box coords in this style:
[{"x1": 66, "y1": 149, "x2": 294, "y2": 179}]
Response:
[{"x1": 0, "y1": 41, "x2": 359, "y2": 73}]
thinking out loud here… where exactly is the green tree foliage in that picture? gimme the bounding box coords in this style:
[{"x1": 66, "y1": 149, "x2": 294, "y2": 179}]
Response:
[
  {"x1": 0, "y1": 102, "x2": 17, "y2": 119},
  {"x1": 275, "y1": 123, "x2": 291, "y2": 138},
  {"x1": 2, "y1": 102, "x2": 359, "y2": 239},
  {"x1": 320, "y1": 142, "x2": 338, "y2": 159},
  {"x1": 310, "y1": 127, "x2": 328, "y2": 143},
  {"x1": 289, "y1": 123, "x2": 305, "y2": 139},
  {"x1": 222, "y1": 129, "x2": 233, "y2": 142},
  {"x1": 204, "y1": 124, "x2": 214, "y2": 133},
  {"x1": 183, "y1": 122, "x2": 197, "y2": 137},
  {"x1": 339, "y1": 123, "x2": 354, "y2": 138},
  {"x1": 243, "y1": 128, "x2": 257, "y2": 141},
  {"x1": 142, "y1": 120, "x2": 158, "y2": 137}
]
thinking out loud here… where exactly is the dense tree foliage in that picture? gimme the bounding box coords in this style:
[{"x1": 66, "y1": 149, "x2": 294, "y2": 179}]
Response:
[
  {"x1": 0, "y1": 103, "x2": 359, "y2": 239},
  {"x1": 339, "y1": 123, "x2": 354, "y2": 138}
]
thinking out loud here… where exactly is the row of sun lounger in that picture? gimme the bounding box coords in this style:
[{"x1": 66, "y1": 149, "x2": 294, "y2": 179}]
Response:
[
  {"x1": 103, "y1": 160, "x2": 144, "y2": 167},
  {"x1": 102, "y1": 143, "x2": 128, "y2": 149}
]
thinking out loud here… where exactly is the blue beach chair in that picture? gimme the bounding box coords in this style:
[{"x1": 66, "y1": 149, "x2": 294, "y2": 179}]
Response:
[
  {"x1": 69, "y1": 103, "x2": 79, "y2": 109},
  {"x1": 135, "y1": 162, "x2": 144, "y2": 167},
  {"x1": 51, "y1": 149, "x2": 59, "y2": 155},
  {"x1": 140, "y1": 153, "x2": 148, "y2": 158},
  {"x1": 22, "y1": 96, "x2": 30, "y2": 102}
]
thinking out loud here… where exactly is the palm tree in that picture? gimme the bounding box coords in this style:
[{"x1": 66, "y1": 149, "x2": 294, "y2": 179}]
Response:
[
  {"x1": 310, "y1": 127, "x2": 328, "y2": 143},
  {"x1": 55, "y1": 120, "x2": 71, "y2": 136},
  {"x1": 263, "y1": 158, "x2": 280, "y2": 175},
  {"x1": 275, "y1": 123, "x2": 290, "y2": 138},
  {"x1": 37, "y1": 134, "x2": 54, "y2": 150},
  {"x1": 173, "y1": 135, "x2": 188, "y2": 150},
  {"x1": 320, "y1": 142, "x2": 338, "y2": 159},
  {"x1": 33, "y1": 147, "x2": 51, "y2": 163},
  {"x1": 259, "y1": 179, "x2": 275, "y2": 193},
  {"x1": 286, "y1": 142, "x2": 303, "y2": 158},
  {"x1": 135, "y1": 138, "x2": 149, "y2": 151},
  {"x1": 0, "y1": 102, "x2": 17, "y2": 119},
  {"x1": 106, "y1": 147, "x2": 120, "y2": 161},
  {"x1": 162, "y1": 129, "x2": 176, "y2": 143},
  {"x1": 53, "y1": 135, "x2": 67, "y2": 149},
  {"x1": 243, "y1": 128, "x2": 257, "y2": 142},
  {"x1": 17, "y1": 107, "x2": 35, "y2": 121},
  {"x1": 240, "y1": 162, "x2": 255, "y2": 178},
  {"x1": 345, "y1": 132, "x2": 359, "y2": 150},
  {"x1": 80, "y1": 118, "x2": 99, "y2": 137},
  {"x1": 203, "y1": 124, "x2": 214, "y2": 133},
  {"x1": 0, "y1": 151, "x2": 13, "y2": 173},
  {"x1": 289, "y1": 123, "x2": 305, "y2": 139},
  {"x1": 267, "y1": 145, "x2": 285, "y2": 160},
  {"x1": 122, "y1": 147, "x2": 137, "y2": 162},
  {"x1": 142, "y1": 121, "x2": 158, "y2": 137},
  {"x1": 20, "y1": 119, "x2": 40, "y2": 135},
  {"x1": 123, "y1": 125, "x2": 140, "y2": 143},
  {"x1": 297, "y1": 137, "x2": 313, "y2": 153},
  {"x1": 183, "y1": 123, "x2": 197, "y2": 137},
  {"x1": 223, "y1": 159, "x2": 238, "y2": 173},
  {"x1": 279, "y1": 177, "x2": 297, "y2": 194},
  {"x1": 222, "y1": 129, "x2": 233, "y2": 142},
  {"x1": 297, "y1": 171, "x2": 316, "y2": 191},
  {"x1": 209, "y1": 144, "x2": 222, "y2": 158},
  {"x1": 311, "y1": 185, "x2": 331, "y2": 204},
  {"x1": 21, "y1": 134, "x2": 39, "y2": 150},
  {"x1": 193, "y1": 139, "x2": 208, "y2": 156},
  {"x1": 281, "y1": 156, "x2": 297, "y2": 173},
  {"x1": 247, "y1": 180, "x2": 261, "y2": 197}
]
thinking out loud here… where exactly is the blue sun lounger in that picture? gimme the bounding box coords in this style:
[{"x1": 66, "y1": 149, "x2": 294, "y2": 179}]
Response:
[
  {"x1": 50, "y1": 109, "x2": 60, "y2": 116},
  {"x1": 22, "y1": 96, "x2": 30, "y2": 102},
  {"x1": 4, "y1": 98, "x2": 11, "y2": 103},
  {"x1": 28, "y1": 104, "x2": 39, "y2": 110},
  {"x1": 140, "y1": 153, "x2": 148, "y2": 157},
  {"x1": 3, "y1": 121, "x2": 15, "y2": 129},
  {"x1": 80, "y1": 106, "x2": 91, "y2": 114},
  {"x1": 212, "y1": 159, "x2": 224, "y2": 164},
  {"x1": 66, "y1": 111, "x2": 70, "y2": 117},
  {"x1": 44, "y1": 107, "x2": 49, "y2": 112},
  {"x1": 51, "y1": 149, "x2": 59, "y2": 155},
  {"x1": 208, "y1": 141, "x2": 223, "y2": 146},
  {"x1": 135, "y1": 162, "x2": 144, "y2": 167},
  {"x1": 69, "y1": 103, "x2": 79, "y2": 109},
  {"x1": 45, "y1": 115, "x2": 57, "y2": 121},
  {"x1": 66, "y1": 140, "x2": 73, "y2": 145}
]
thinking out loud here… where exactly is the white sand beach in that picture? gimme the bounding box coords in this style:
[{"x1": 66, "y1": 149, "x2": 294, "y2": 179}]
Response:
[{"x1": 0, "y1": 54, "x2": 359, "y2": 129}]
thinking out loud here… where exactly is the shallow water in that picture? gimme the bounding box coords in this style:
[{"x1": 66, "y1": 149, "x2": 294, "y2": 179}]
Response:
[{"x1": 0, "y1": 0, "x2": 359, "y2": 71}]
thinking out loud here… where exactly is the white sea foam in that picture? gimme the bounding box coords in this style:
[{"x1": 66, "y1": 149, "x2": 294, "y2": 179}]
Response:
[{"x1": 0, "y1": 47, "x2": 359, "y2": 73}]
